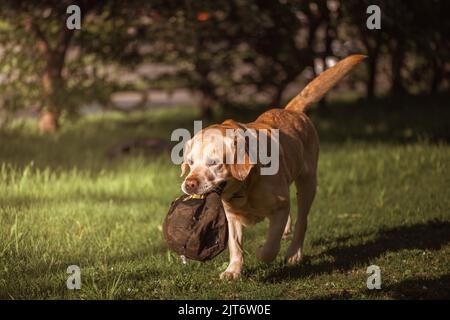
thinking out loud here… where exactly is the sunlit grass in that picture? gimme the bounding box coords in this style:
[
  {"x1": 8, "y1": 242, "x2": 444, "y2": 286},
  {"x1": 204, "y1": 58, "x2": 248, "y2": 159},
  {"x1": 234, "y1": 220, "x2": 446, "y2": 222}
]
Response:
[{"x1": 0, "y1": 104, "x2": 449, "y2": 299}]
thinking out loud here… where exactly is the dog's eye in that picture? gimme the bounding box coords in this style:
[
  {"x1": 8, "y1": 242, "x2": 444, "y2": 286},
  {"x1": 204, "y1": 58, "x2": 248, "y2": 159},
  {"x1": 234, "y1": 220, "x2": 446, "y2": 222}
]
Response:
[
  {"x1": 206, "y1": 159, "x2": 218, "y2": 166},
  {"x1": 187, "y1": 159, "x2": 194, "y2": 165}
]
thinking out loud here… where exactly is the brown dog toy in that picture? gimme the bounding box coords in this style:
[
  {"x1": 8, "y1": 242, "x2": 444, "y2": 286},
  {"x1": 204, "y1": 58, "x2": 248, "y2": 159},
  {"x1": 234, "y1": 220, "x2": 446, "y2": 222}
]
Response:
[{"x1": 163, "y1": 184, "x2": 228, "y2": 262}]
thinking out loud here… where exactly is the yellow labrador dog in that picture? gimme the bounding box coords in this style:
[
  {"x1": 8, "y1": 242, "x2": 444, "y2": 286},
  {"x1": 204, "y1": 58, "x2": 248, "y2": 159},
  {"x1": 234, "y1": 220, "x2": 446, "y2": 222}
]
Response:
[{"x1": 181, "y1": 55, "x2": 365, "y2": 279}]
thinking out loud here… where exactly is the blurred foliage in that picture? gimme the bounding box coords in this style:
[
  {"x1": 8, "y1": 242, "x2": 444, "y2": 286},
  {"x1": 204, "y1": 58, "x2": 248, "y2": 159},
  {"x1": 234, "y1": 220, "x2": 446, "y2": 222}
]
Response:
[
  {"x1": 0, "y1": 15, "x2": 42, "y2": 116},
  {"x1": 341, "y1": 0, "x2": 450, "y2": 97},
  {"x1": 0, "y1": 0, "x2": 449, "y2": 130}
]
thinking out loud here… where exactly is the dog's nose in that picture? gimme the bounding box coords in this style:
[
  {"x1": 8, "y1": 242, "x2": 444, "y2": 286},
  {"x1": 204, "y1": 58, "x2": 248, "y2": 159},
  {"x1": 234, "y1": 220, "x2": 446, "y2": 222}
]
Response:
[{"x1": 185, "y1": 178, "x2": 199, "y2": 192}]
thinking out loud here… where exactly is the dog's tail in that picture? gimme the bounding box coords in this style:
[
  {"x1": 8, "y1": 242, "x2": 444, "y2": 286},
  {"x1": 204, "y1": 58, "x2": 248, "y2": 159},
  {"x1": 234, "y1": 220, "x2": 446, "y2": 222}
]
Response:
[{"x1": 284, "y1": 54, "x2": 366, "y2": 113}]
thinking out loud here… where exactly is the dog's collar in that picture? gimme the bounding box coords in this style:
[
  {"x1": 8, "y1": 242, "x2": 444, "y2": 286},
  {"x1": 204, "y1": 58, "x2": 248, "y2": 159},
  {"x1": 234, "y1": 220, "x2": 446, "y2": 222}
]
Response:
[
  {"x1": 212, "y1": 181, "x2": 227, "y2": 195},
  {"x1": 184, "y1": 194, "x2": 206, "y2": 200}
]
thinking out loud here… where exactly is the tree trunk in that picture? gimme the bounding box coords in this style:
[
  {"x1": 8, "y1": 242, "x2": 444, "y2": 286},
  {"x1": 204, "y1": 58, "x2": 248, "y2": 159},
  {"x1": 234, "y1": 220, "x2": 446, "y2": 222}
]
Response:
[
  {"x1": 367, "y1": 53, "x2": 379, "y2": 99},
  {"x1": 38, "y1": 111, "x2": 59, "y2": 133},
  {"x1": 390, "y1": 40, "x2": 406, "y2": 96},
  {"x1": 40, "y1": 63, "x2": 63, "y2": 133},
  {"x1": 270, "y1": 76, "x2": 293, "y2": 108},
  {"x1": 317, "y1": 20, "x2": 332, "y2": 116},
  {"x1": 24, "y1": 16, "x2": 74, "y2": 133},
  {"x1": 199, "y1": 93, "x2": 214, "y2": 121},
  {"x1": 430, "y1": 58, "x2": 443, "y2": 94},
  {"x1": 270, "y1": 87, "x2": 283, "y2": 108},
  {"x1": 364, "y1": 34, "x2": 381, "y2": 100}
]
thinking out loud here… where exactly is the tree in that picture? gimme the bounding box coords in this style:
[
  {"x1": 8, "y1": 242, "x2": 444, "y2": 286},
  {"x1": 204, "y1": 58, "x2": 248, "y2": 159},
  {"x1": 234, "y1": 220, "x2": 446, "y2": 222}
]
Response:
[
  {"x1": 144, "y1": 0, "x2": 320, "y2": 119},
  {"x1": 0, "y1": 0, "x2": 145, "y2": 132},
  {"x1": 1, "y1": 1, "x2": 90, "y2": 132},
  {"x1": 342, "y1": 0, "x2": 450, "y2": 99},
  {"x1": 342, "y1": 0, "x2": 384, "y2": 99},
  {"x1": 406, "y1": 0, "x2": 450, "y2": 94},
  {"x1": 141, "y1": 1, "x2": 253, "y2": 119}
]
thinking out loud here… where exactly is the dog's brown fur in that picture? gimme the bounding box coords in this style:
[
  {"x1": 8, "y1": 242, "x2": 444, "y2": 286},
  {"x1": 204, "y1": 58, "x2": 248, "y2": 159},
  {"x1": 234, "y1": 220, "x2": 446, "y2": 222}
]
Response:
[{"x1": 181, "y1": 55, "x2": 365, "y2": 279}]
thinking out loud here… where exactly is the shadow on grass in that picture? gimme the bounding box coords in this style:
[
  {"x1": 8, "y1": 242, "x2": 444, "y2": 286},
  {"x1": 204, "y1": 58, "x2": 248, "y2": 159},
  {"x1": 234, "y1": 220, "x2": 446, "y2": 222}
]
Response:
[
  {"x1": 382, "y1": 274, "x2": 450, "y2": 299},
  {"x1": 261, "y1": 220, "x2": 450, "y2": 283},
  {"x1": 311, "y1": 274, "x2": 450, "y2": 300}
]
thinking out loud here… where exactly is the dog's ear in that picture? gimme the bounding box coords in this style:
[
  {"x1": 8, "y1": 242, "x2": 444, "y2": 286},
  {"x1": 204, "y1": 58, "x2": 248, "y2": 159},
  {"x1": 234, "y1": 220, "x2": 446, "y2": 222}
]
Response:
[
  {"x1": 229, "y1": 161, "x2": 253, "y2": 181},
  {"x1": 225, "y1": 129, "x2": 255, "y2": 181},
  {"x1": 180, "y1": 162, "x2": 189, "y2": 177}
]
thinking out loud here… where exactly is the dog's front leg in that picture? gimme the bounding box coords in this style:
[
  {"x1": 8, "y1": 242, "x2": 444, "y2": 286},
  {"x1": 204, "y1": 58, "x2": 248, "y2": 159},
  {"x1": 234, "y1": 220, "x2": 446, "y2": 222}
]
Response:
[{"x1": 220, "y1": 214, "x2": 243, "y2": 280}]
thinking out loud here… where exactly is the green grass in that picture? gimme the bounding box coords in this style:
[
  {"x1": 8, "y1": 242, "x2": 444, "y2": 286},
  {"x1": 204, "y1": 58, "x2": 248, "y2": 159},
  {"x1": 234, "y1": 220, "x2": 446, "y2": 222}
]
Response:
[{"x1": 0, "y1": 99, "x2": 449, "y2": 300}]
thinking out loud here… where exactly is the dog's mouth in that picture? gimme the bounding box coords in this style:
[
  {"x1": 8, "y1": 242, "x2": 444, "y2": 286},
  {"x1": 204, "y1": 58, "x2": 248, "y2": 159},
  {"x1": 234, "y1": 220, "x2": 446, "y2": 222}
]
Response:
[{"x1": 181, "y1": 180, "x2": 225, "y2": 195}]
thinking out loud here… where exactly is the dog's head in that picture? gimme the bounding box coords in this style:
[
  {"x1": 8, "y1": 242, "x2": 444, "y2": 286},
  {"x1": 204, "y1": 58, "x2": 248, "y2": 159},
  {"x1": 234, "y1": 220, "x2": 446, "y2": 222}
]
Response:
[{"x1": 180, "y1": 121, "x2": 254, "y2": 195}]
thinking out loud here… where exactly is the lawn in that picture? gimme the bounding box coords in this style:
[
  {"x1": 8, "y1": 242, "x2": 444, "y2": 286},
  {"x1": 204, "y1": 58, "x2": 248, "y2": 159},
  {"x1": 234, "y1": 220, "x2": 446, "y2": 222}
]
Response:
[{"x1": 0, "y1": 97, "x2": 449, "y2": 299}]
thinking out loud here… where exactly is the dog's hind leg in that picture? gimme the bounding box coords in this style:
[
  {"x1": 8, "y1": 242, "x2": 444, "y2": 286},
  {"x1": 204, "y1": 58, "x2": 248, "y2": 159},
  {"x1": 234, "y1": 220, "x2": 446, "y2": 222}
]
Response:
[
  {"x1": 257, "y1": 205, "x2": 290, "y2": 263},
  {"x1": 285, "y1": 174, "x2": 317, "y2": 265}
]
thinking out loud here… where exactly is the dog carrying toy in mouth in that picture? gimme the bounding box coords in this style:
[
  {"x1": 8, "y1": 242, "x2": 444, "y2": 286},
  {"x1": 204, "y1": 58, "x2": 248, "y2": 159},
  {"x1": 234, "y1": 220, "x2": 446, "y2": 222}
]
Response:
[{"x1": 162, "y1": 183, "x2": 228, "y2": 262}]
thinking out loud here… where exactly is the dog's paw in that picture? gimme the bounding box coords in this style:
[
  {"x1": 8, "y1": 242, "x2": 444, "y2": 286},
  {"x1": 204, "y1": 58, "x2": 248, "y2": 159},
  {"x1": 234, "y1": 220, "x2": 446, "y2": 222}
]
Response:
[
  {"x1": 256, "y1": 246, "x2": 278, "y2": 263},
  {"x1": 220, "y1": 271, "x2": 241, "y2": 280},
  {"x1": 284, "y1": 250, "x2": 303, "y2": 265}
]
